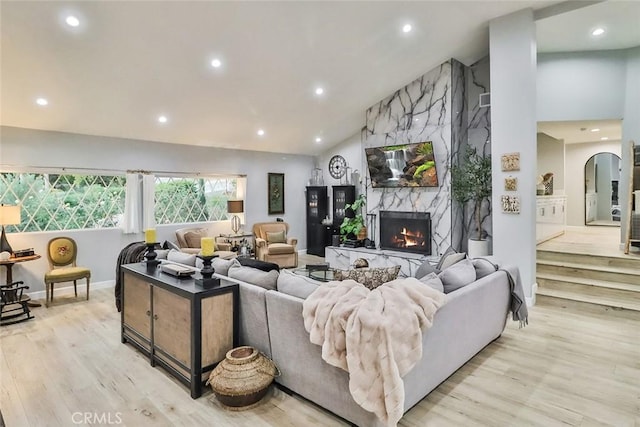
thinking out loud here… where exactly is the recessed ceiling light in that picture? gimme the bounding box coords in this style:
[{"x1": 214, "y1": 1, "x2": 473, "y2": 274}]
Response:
[
  {"x1": 402, "y1": 24, "x2": 412, "y2": 33},
  {"x1": 601, "y1": 137, "x2": 609, "y2": 141},
  {"x1": 315, "y1": 137, "x2": 322, "y2": 143},
  {"x1": 590, "y1": 128, "x2": 600, "y2": 132},
  {"x1": 158, "y1": 115, "x2": 168, "y2": 124},
  {"x1": 65, "y1": 15, "x2": 80, "y2": 27},
  {"x1": 211, "y1": 58, "x2": 222, "y2": 68},
  {"x1": 592, "y1": 28, "x2": 605, "y2": 36},
  {"x1": 315, "y1": 87, "x2": 324, "y2": 96},
  {"x1": 36, "y1": 98, "x2": 48, "y2": 106},
  {"x1": 257, "y1": 129, "x2": 265, "y2": 136}
]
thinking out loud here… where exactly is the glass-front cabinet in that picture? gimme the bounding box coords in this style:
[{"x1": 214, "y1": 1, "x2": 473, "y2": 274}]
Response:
[{"x1": 306, "y1": 186, "x2": 329, "y2": 256}]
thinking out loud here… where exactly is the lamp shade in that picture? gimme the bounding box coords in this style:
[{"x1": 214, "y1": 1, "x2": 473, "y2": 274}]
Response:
[
  {"x1": 0, "y1": 205, "x2": 20, "y2": 225},
  {"x1": 227, "y1": 200, "x2": 244, "y2": 214}
]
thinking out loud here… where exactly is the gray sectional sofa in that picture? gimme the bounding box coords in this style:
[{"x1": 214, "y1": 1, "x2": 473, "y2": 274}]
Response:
[{"x1": 165, "y1": 258, "x2": 513, "y2": 426}]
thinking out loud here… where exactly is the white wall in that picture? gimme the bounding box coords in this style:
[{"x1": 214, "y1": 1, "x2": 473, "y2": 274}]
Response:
[
  {"x1": 490, "y1": 9, "x2": 537, "y2": 300},
  {"x1": 537, "y1": 50, "x2": 627, "y2": 122},
  {"x1": 621, "y1": 47, "x2": 640, "y2": 243},
  {"x1": 564, "y1": 141, "x2": 621, "y2": 226},
  {"x1": 1, "y1": 126, "x2": 315, "y2": 292},
  {"x1": 537, "y1": 132, "x2": 565, "y2": 193}
]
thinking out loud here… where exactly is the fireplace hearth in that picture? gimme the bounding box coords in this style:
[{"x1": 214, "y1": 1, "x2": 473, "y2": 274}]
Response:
[{"x1": 379, "y1": 211, "x2": 431, "y2": 255}]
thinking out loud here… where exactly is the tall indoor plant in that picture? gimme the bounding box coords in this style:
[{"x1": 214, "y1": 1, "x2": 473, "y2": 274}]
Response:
[
  {"x1": 340, "y1": 194, "x2": 367, "y2": 241},
  {"x1": 451, "y1": 146, "x2": 492, "y2": 256}
]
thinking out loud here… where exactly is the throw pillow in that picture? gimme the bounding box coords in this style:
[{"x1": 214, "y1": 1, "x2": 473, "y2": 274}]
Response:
[
  {"x1": 155, "y1": 249, "x2": 170, "y2": 260},
  {"x1": 184, "y1": 230, "x2": 207, "y2": 248},
  {"x1": 472, "y1": 257, "x2": 499, "y2": 279},
  {"x1": 238, "y1": 257, "x2": 280, "y2": 272},
  {"x1": 167, "y1": 249, "x2": 196, "y2": 267},
  {"x1": 334, "y1": 265, "x2": 401, "y2": 290},
  {"x1": 418, "y1": 272, "x2": 445, "y2": 293},
  {"x1": 228, "y1": 259, "x2": 279, "y2": 290},
  {"x1": 266, "y1": 230, "x2": 286, "y2": 243},
  {"x1": 436, "y1": 247, "x2": 466, "y2": 271},
  {"x1": 415, "y1": 259, "x2": 437, "y2": 279},
  {"x1": 208, "y1": 257, "x2": 235, "y2": 276},
  {"x1": 277, "y1": 269, "x2": 321, "y2": 299},
  {"x1": 438, "y1": 258, "x2": 476, "y2": 293}
]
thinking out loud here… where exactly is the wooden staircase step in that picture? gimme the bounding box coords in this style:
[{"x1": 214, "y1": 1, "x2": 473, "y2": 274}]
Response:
[
  {"x1": 537, "y1": 249, "x2": 640, "y2": 270},
  {"x1": 536, "y1": 262, "x2": 640, "y2": 285},
  {"x1": 536, "y1": 259, "x2": 640, "y2": 276},
  {"x1": 538, "y1": 288, "x2": 640, "y2": 311},
  {"x1": 536, "y1": 273, "x2": 640, "y2": 293}
]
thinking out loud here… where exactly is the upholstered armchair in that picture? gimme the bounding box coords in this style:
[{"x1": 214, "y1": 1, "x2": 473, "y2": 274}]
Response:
[
  {"x1": 252, "y1": 222, "x2": 298, "y2": 268},
  {"x1": 174, "y1": 227, "x2": 236, "y2": 259}
]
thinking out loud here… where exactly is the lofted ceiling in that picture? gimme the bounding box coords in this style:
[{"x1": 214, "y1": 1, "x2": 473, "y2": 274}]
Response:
[
  {"x1": 1, "y1": 1, "x2": 638, "y2": 156},
  {"x1": 537, "y1": 119, "x2": 622, "y2": 144}
]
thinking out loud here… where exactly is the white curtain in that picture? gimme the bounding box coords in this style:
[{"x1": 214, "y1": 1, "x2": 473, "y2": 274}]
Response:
[
  {"x1": 142, "y1": 174, "x2": 156, "y2": 230},
  {"x1": 122, "y1": 173, "x2": 142, "y2": 234}
]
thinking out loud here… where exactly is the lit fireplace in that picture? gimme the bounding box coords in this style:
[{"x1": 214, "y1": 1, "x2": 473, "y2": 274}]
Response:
[{"x1": 379, "y1": 211, "x2": 431, "y2": 255}]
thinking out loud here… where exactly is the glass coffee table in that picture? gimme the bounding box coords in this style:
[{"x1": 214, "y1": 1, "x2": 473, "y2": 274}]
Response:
[{"x1": 291, "y1": 264, "x2": 335, "y2": 282}]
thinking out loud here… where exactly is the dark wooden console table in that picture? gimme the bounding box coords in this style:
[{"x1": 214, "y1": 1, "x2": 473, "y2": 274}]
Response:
[{"x1": 120, "y1": 263, "x2": 239, "y2": 398}]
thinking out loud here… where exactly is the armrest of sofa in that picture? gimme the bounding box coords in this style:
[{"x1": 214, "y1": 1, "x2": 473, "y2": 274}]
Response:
[
  {"x1": 216, "y1": 242, "x2": 232, "y2": 251},
  {"x1": 180, "y1": 248, "x2": 201, "y2": 255},
  {"x1": 255, "y1": 238, "x2": 267, "y2": 248},
  {"x1": 287, "y1": 237, "x2": 298, "y2": 248}
]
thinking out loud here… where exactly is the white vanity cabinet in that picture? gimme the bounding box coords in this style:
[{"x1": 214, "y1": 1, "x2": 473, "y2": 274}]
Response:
[{"x1": 536, "y1": 196, "x2": 566, "y2": 244}]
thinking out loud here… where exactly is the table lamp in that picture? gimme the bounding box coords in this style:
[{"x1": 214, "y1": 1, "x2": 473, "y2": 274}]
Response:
[
  {"x1": 0, "y1": 204, "x2": 21, "y2": 254},
  {"x1": 227, "y1": 200, "x2": 244, "y2": 234}
]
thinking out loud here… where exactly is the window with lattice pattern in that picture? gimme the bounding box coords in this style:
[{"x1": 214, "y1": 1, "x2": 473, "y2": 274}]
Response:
[
  {"x1": 154, "y1": 176, "x2": 237, "y2": 224},
  {"x1": 0, "y1": 172, "x2": 126, "y2": 232}
]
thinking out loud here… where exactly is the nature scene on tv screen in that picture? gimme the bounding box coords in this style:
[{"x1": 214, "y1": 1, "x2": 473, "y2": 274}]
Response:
[{"x1": 365, "y1": 141, "x2": 438, "y2": 188}]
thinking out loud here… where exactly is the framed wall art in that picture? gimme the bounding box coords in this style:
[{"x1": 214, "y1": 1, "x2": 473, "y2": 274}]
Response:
[
  {"x1": 501, "y1": 152, "x2": 520, "y2": 172},
  {"x1": 268, "y1": 173, "x2": 285, "y2": 215},
  {"x1": 501, "y1": 195, "x2": 520, "y2": 214},
  {"x1": 504, "y1": 177, "x2": 518, "y2": 191}
]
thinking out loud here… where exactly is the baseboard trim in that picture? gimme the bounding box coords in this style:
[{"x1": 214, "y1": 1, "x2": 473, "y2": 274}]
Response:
[
  {"x1": 526, "y1": 282, "x2": 538, "y2": 307},
  {"x1": 298, "y1": 249, "x2": 307, "y2": 256},
  {"x1": 28, "y1": 280, "x2": 115, "y2": 300}
]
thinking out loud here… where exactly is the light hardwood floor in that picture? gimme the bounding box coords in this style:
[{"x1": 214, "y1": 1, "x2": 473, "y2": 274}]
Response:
[{"x1": 2, "y1": 288, "x2": 639, "y2": 427}]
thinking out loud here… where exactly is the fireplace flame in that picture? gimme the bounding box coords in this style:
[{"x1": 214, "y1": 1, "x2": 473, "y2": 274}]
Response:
[{"x1": 396, "y1": 228, "x2": 424, "y2": 248}]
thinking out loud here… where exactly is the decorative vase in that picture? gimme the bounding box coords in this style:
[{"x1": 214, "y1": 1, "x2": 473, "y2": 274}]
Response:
[
  {"x1": 468, "y1": 239, "x2": 491, "y2": 257},
  {"x1": 206, "y1": 346, "x2": 278, "y2": 409},
  {"x1": 357, "y1": 226, "x2": 367, "y2": 241}
]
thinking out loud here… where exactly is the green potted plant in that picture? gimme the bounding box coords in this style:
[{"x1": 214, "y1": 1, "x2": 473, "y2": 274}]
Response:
[
  {"x1": 451, "y1": 146, "x2": 492, "y2": 256},
  {"x1": 340, "y1": 194, "x2": 367, "y2": 241}
]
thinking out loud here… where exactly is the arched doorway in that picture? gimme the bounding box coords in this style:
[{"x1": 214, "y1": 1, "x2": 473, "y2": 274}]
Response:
[{"x1": 584, "y1": 152, "x2": 621, "y2": 226}]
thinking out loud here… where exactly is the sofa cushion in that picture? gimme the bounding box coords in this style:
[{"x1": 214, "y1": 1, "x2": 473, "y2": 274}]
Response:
[
  {"x1": 184, "y1": 229, "x2": 207, "y2": 248},
  {"x1": 266, "y1": 230, "x2": 286, "y2": 243},
  {"x1": 228, "y1": 260, "x2": 279, "y2": 290},
  {"x1": 438, "y1": 258, "x2": 476, "y2": 293},
  {"x1": 415, "y1": 259, "x2": 437, "y2": 279},
  {"x1": 238, "y1": 257, "x2": 280, "y2": 272},
  {"x1": 472, "y1": 258, "x2": 499, "y2": 279},
  {"x1": 267, "y1": 243, "x2": 295, "y2": 255},
  {"x1": 210, "y1": 257, "x2": 235, "y2": 276},
  {"x1": 277, "y1": 269, "x2": 321, "y2": 299},
  {"x1": 436, "y1": 247, "x2": 467, "y2": 271},
  {"x1": 418, "y1": 272, "x2": 444, "y2": 293},
  {"x1": 334, "y1": 265, "x2": 401, "y2": 290},
  {"x1": 155, "y1": 249, "x2": 170, "y2": 260},
  {"x1": 167, "y1": 249, "x2": 196, "y2": 266}
]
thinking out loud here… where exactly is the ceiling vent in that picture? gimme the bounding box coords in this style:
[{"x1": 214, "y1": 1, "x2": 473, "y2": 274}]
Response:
[{"x1": 479, "y1": 92, "x2": 491, "y2": 108}]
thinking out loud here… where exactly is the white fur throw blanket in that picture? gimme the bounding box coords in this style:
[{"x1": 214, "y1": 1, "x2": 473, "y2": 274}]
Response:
[{"x1": 302, "y1": 278, "x2": 447, "y2": 427}]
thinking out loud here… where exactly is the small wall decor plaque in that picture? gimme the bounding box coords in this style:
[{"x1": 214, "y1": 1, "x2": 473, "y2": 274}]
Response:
[
  {"x1": 501, "y1": 195, "x2": 520, "y2": 214},
  {"x1": 504, "y1": 177, "x2": 517, "y2": 191},
  {"x1": 501, "y1": 152, "x2": 520, "y2": 172}
]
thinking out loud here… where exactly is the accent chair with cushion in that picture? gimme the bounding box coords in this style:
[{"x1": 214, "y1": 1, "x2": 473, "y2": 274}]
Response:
[
  {"x1": 252, "y1": 222, "x2": 298, "y2": 268},
  {"x1": 44, "y1": 237, "x2": 91, "y2": 307},
  {"x1": 174, "y1": 227, "x2": 236, "y2": 259}
]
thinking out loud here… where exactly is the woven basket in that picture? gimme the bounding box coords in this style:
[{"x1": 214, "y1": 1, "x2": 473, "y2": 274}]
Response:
[{"x1": 206, "y1": 346, "x2": 278, "y2": 408}]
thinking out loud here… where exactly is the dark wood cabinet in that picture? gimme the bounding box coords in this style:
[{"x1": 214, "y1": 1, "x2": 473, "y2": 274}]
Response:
[
  {"x1": 306, "y1": 186, "x2": 329, "y2": 257},
  {"x1": 332, "y1": 185, "x2": 356, "y2": 229}
]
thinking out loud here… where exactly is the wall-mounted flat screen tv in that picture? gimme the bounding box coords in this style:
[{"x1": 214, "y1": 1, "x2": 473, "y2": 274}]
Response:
[{"x1": 365, "y1": 141, "x2": 438, "y2": 188}]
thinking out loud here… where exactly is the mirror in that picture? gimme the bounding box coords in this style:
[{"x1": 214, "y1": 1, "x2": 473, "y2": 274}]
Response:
[{"x1": 584, "y1": 153, "x2": 621, "y2": 226}]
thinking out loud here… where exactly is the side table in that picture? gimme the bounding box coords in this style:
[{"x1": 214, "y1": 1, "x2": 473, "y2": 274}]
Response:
[{"x1": 0, "y1": 254, "x2": 42, "y2": 307}]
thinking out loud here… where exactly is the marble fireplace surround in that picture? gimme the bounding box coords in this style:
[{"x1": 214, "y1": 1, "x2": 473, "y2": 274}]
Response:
[
  {"x1": 361, "y1": 57, "x2": 492, "y2": 257},
  {"x1": 325, "y1": 246, "x2": 439, "y2": 278}
]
